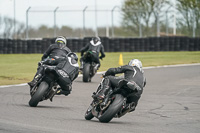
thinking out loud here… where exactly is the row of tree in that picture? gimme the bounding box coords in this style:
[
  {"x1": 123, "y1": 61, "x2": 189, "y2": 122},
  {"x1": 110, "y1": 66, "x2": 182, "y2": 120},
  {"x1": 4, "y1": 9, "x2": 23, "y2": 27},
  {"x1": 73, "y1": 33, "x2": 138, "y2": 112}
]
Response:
[
  {"x1": 121, "y1": 0, "x2": 200, "y2": 37},
  {"x1": 0, "y1": 0, "x2": 200, "y2": 39}
]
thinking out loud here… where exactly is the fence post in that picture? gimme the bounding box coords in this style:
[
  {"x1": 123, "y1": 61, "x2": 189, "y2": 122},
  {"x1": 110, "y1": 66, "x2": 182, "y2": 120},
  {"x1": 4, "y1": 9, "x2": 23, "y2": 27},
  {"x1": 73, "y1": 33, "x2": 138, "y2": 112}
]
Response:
[
  {"x1": 26, "y1": 7, "x2": 31, "y2": 39},
  {"x1": 54, "y1": 7, "x2": 59, "y2": 37},
  {"x1": 82, "y1": 6, "x2": 88, "y2": 37}
]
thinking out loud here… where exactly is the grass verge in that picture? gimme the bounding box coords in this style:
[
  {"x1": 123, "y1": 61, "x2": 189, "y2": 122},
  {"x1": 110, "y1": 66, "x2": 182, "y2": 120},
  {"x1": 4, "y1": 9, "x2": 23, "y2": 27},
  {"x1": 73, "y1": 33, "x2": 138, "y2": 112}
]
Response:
[{"x1": 0, "y1": 51, "x2": 199, "y2": 85}]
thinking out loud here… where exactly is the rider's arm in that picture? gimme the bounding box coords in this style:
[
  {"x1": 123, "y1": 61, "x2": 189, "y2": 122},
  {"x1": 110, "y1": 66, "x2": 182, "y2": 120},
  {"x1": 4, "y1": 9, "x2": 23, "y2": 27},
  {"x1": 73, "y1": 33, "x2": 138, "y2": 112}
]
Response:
[
  {"x1": 105, "y1": 65, "x2": 128, "y2": 76},
  {"x1": 41, "y1": 44, "x2": 54, "y2": 60},
  {"x1": 99, "y1": 45, "x2": 105, "y2": 59},
  {"x1": 80, "y1": 44, "x2": 89, "y2": 56},
  {"x1": 63, "y1": 46, "x2": 72, "y2": 54}
]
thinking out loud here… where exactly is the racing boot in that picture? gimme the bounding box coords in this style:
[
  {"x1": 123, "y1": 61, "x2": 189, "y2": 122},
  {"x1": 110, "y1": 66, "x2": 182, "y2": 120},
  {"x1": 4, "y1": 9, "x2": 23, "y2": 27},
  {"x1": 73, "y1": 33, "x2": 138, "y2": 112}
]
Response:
[
  {"x1": 94, "y1": 86, "x2": 110, "y2": 99},
  {"x1": 93, "y1": 63, "x2": 100, "y2": 73},
  {"x1": 56, "y1": 85, "x2": 72, "y2": 96},
  {"x1": 56, "y1": 89, "x2": 71, "y2": 96},
  {"x1": 94, "y1": 78, "x2": 110, "y2": 98},
  {"x1": 92, "y1": 86, "x2": 110, "y2": 106},
  {"x1": 93, "y1": 77, "x2": 111, "y2": 105},
  {"x1": 79, "y1": 59, "x2": 84, "y2": 71},
  {"x1": 80, "y1": 63, "x2": 83, "y2": 70},
  {"x1": 28, "y1": 74, "x2": 41, "y2": 88}
]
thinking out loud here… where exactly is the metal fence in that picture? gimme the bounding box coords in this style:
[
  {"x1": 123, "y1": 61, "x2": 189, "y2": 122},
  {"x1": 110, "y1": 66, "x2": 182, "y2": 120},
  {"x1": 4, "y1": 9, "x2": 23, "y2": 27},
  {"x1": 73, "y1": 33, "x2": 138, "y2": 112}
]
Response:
[{"x1": 25, "y1": 6, "x2": 193, "y2": 39}]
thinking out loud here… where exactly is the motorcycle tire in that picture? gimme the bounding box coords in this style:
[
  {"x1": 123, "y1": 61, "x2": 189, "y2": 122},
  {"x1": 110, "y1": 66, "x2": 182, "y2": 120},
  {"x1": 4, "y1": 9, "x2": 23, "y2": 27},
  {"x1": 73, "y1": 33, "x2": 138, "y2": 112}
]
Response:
[
  {"x1": 29, "y1": 81, "x2": 49, "y2": 107},
  {"x1": 98, "y1": 94, "x2": 124, "y2": 123},
  {"x1": 83, "y1": 63, "x2": 91, "y2": 82},
  {"x1": 85, "y1": 105, "x2": 94, "y2": 120}
]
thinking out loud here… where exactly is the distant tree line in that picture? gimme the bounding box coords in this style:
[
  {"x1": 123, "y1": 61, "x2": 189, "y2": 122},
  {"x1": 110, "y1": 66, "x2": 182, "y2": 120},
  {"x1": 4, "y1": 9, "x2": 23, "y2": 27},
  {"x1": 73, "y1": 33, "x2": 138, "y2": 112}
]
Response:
[
  {"x1": 122, "y1": 0, "x2": 200, "y2": 37},
  {"x1": 0, "y1": 16, "x2": 26, "y2": 39}
]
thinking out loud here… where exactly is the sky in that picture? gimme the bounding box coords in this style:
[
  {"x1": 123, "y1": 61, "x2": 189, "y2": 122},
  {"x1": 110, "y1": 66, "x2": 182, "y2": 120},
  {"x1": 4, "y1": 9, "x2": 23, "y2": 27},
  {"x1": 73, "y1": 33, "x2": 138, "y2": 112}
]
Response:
[{"x1": 0, "y1": 0, "x2": 124, "y2": 29}]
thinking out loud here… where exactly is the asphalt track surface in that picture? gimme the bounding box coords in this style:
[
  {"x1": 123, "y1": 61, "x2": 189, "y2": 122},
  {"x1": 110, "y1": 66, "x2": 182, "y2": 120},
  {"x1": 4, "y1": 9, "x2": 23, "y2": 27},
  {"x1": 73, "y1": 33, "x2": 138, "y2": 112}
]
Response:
[{"x1": 0, "y1": 64, "x2": 200, "y2": 133}]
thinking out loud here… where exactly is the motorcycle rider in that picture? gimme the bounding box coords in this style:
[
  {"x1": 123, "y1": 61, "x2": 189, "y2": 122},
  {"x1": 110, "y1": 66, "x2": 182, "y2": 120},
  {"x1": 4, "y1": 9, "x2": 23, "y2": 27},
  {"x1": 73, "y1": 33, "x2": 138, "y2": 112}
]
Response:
[
  {"x1": 80, "y1": 37, "x2": 105, "y2": 71},
  {"x1": 28, "y1": 36, "x2": 74, "y2": 96},
  {"x1": 94, "y1": 59, "x2": 146, "y2": 113},
  {"x1": 55, "y1": 52, "x2": 79, "y2": 96}
]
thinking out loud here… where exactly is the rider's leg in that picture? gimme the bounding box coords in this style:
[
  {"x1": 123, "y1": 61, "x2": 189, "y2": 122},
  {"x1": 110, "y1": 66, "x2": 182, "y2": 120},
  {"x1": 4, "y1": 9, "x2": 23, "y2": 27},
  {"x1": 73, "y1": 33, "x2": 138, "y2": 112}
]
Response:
[
  {"x1": 28, "y1": 66, "x2": 44, "y2": 87},
  {"x1": 97, "y1": 76, "x2": 123, "y2": 106},
  {"x1": 79, "y1": 57, "x2": 84, "y2": 70},
  {"x1": 57, "y1": 77, "x2": 72, "y2": 96},
  {"x1": 95, "y1": 77, "x2": 111, "y2": 99},
  {"x1": 92, "y1": 54, "x2": 100, "y2": 70},
  {"x1": 99, "y1": 77, "x2": 110, "y2": 97},
  {"x1": 56, "y1": 85, "x2": 71, "y2": 96},
  {"x1": 96, "y1": 76, "x2": 122, "y2": 99}
]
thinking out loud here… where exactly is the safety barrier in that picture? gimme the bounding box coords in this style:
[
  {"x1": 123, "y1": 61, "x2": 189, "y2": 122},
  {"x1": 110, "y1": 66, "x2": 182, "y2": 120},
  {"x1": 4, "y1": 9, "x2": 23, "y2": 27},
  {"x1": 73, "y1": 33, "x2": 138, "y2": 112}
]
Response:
[{"x1": 0, "y1": 37, "x2": 199, "y2": 54}]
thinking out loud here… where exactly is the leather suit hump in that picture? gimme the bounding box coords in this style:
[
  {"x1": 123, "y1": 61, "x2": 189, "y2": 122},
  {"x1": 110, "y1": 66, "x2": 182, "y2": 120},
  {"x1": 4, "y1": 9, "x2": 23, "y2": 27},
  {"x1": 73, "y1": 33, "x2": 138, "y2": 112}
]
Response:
[
  {"x1": 42, "y1": 44, "x2": 71, "y2": 60},
  {"x1": 56, "y1": 57, "x2": 79, "y2": 81},
  {"x1": 88, "y1": 44, "x2": 102, "y2": 54}
]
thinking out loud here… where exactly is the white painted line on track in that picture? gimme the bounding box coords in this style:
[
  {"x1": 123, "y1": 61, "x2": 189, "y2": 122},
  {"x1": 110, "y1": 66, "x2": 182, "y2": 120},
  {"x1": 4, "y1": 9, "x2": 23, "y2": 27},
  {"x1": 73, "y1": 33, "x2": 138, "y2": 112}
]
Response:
[
  {"x1": 143, "y1": 63, "x2": 200, "y2": 69},
  {"x1": 0, "y1": 63, "x2": 199, "y2": 88},
  {"x1": 0, "y1": 83, "x2": 27, "y2": 88}
]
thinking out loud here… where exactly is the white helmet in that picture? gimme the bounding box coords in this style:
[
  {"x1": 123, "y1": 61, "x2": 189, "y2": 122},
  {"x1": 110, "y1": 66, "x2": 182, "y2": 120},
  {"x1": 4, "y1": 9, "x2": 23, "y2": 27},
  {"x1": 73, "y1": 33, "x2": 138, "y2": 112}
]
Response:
[
  {"x1": 55, "y1": 36, "x2": 67, "y2": 45},
  {"x1": 67, "y1": 52, "x2": 79, "y2": 67},
  {"x1": 128, "y1": 59, "x2": 143, "y2": 71},
  {"x1": 92, "y1": 36, "x2": 101, "y2": 44}
]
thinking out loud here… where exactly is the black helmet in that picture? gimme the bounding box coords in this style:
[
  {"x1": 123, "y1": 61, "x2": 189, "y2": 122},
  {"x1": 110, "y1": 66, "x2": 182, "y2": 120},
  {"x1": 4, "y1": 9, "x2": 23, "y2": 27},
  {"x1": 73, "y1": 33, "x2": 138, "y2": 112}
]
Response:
[
  {"x1": 92, "y1": 37, "x2": 101, "y2": 44},
  {"x1": 55, "y1": 36, "x2": 67, "y2": 45},
  {"x1": 68, "y1": 52, "x2": 78, "y2": 64}
]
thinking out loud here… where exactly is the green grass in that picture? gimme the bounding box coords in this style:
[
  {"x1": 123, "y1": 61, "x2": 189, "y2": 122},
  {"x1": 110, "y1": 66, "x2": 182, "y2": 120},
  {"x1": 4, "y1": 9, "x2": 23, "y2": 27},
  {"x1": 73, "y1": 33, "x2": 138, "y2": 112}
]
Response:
[{"x1": 0, "y1": 51, "x2": 200, "y2": 85}]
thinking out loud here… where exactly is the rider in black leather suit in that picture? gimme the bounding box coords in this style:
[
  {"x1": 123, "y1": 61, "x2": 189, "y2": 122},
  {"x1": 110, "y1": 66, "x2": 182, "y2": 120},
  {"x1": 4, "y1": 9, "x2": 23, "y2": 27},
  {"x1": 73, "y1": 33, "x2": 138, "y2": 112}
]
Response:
[
  {"x1": 55, "y1": 52, "x2": 79, "y2": 96},
  {"x1": 95, "y1": 59, "x2": 146, "y2": 112},
  {"x1": 28, "y1": 36, "x2": 78, "y2": 96},
  {"x1": 80, "y1": 37, "x2": 105, "y2": 70}
]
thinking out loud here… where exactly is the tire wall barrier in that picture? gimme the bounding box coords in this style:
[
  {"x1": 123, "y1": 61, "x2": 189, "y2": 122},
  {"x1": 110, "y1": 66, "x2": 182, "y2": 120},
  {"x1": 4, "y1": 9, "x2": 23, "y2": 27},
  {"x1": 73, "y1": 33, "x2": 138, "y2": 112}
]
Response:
[{"x1": 0, "y1": 37, "x2": 199, "y2": 54}]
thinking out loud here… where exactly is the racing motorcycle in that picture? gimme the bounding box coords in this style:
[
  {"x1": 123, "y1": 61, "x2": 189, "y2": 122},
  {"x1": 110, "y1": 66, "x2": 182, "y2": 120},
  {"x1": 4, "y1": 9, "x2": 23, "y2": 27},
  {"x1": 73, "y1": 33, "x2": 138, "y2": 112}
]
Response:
[
  {"x1": 82, "y1": 51, "x2": 98, "y2": 82},
  {"x1": 84, "y1": 77, "x2": 137, "y2": 123},
  {"x1": 29, "y1": 62, "x2": 62, "y2": 107}
]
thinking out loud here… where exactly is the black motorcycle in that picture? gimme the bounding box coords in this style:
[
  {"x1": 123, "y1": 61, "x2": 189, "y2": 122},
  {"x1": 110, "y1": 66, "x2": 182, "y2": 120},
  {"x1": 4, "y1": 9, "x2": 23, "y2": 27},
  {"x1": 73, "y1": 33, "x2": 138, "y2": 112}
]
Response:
[
  {"x1": 29, "y1": 62, "x2": 63, "y2": 107},
  {"x1": 82, "y1": 51, "x2": 98, "y2": 82},
  {"x1": 84, "y1": 77, "x2": 137, "y2": 123}
]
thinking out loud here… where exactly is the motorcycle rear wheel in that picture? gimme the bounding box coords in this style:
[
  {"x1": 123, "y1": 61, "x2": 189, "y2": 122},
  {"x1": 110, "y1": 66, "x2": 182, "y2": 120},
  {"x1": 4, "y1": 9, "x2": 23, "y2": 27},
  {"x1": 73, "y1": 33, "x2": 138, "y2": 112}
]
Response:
[
  {"x1": 98, "y1": 94, "x2": 124, "y2": 123},
  {"x1": 29, "y1": 81, "x2": 49, "y2": 107},
  {"x1": 83, "y1": 63, "x2": 91, "y2": 82}
]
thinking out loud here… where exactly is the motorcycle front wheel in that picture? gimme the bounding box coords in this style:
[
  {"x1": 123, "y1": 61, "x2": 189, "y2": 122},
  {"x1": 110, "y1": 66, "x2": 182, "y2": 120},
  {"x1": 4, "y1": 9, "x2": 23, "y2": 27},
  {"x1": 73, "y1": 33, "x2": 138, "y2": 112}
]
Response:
[
  {"x1": 98, "y1": 94, "x2": 124, "y2": 123},
  {"x1": 85, "y1": 105, "x2": 94, "y2": 120},
  {"x1": 29, "y1": 81, "x2": 49, "y2": 107}
]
